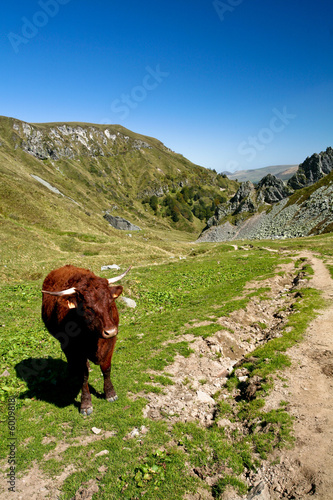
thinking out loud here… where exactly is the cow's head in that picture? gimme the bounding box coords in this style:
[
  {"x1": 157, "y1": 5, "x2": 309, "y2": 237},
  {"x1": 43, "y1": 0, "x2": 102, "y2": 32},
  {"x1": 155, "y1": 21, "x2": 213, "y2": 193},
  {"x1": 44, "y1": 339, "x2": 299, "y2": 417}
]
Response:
[{"x1": 42, "y1": 266, "x2": 131, "y2": 339}]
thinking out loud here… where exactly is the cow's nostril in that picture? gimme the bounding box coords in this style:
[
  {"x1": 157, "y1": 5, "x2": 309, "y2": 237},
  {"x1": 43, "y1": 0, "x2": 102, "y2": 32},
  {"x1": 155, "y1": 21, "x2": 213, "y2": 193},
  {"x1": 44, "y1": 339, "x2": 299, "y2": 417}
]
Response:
[{"x1": 102, "y1": 328, "x2": 117, "y2": 338}]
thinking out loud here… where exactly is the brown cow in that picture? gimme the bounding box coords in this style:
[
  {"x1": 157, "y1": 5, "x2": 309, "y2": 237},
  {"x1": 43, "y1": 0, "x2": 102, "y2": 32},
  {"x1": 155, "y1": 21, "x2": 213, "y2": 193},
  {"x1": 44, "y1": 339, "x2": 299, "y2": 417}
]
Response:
[{"x1": 41, "y1": 264, "x2": 131, "y2": 415}]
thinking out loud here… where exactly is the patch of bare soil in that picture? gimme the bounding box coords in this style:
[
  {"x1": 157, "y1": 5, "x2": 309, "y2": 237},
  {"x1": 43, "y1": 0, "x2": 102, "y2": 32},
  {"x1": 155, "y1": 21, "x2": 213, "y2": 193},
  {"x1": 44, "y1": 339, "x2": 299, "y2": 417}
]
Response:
[
  {"x1": 248, "y1": 253, "x2": 333, "y2": 499},
  {"x1": 0, "y1": 461, "x2": 76, "y2": 500},
  {"x1": 0, "y1": 430, "x2": 114, "y2": 499}
]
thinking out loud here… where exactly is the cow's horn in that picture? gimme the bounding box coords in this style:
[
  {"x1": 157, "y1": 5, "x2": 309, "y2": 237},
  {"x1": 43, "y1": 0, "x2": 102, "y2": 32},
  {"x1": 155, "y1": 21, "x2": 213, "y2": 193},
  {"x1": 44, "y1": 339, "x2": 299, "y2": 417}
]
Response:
[
  {"x1": 108, "y1": 266, "x2": 132, "y2": 284},
  {"x1": 42, "y1": 287, "x2": 76, "y2": 296}
]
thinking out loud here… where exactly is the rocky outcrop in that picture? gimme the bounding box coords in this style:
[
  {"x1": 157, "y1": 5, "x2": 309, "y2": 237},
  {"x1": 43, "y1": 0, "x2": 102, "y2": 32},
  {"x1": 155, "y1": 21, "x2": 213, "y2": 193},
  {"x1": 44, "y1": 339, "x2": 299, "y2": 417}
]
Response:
[
  {"x1": 229, "y1": 180, "x2": 257, "y2": 213},
  {"x1": 256, "y1": 174, "x2": 293, "y2": 204},
  {"x1": 103, "y1": 214, "x2": 141, "y2": 231},
  {"x1": 12, "y1": 121, "x2": 152, "y2": 161},
  {"x1": 206, "y1": 175, "x2": 291, "y2": 228},
  {"x1": 198, "y1": 172, "x2": 333, "y2": 242},
  {"x1": 200, "y1": 146, "x2": 333, "y2": 243},
  {"x1": 288, "y1": 147, "x2": 333, "y2": 190}
]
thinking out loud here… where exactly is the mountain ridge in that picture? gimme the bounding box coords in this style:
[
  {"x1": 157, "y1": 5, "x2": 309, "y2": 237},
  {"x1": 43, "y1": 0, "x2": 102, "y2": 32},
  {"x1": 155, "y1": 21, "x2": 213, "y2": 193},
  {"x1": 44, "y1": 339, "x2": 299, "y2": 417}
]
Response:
[
  {"x1": 224, "y1": 164, "x2": 299, "y2": 183},
  {"x1": 1, "y1": 115, "x2": 333, "y2": 268}
]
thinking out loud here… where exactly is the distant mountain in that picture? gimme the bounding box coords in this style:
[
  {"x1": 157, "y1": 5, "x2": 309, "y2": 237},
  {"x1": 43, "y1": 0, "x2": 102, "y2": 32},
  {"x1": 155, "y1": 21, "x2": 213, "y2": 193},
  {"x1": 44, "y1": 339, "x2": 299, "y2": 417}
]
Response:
[{"x1": 225, "y1": 164, "x2": 299, "y2": 184}]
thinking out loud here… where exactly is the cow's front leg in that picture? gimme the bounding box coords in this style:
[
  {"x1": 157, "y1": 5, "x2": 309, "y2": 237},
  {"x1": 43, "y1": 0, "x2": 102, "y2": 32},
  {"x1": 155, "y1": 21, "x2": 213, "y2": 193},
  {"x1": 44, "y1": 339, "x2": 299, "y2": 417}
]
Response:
[
  {"x1": 80, "y1": 360, "x2": 93, "y2": 415},
  {"x1": 101, "y1": 337, "x2": 118, "y2": 402}
]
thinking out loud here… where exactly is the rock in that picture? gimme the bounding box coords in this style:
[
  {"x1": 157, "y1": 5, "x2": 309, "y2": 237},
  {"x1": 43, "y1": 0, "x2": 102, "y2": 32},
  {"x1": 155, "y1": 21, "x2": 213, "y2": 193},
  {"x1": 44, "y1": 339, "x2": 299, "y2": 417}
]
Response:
[
  {"x1": 234, "y1": 367, "x2": 249, "y2": 378},
  {"x1": 0, "y1": 369, "x2": 10, "y2": 377},
  {"x1": 101, "y1": 264, "x2": 120, "y2": 271},
  {"x1": 256, "y1": 174, "x2": 293, "y2": 203},
  {"x1": 103, "y1": 214, "x2": 141, "y2": 231},
  {"x1": 247, "y1": 481, "x2": 271, "y2": 500},
  {"x1": 199, "y1": 146, "x2": 333, "y2": 244},
  {"x1": 288, "y1": 147, "x2": 333, "y2": 189},
  {"x1": 230, "y1": 180, "x2": 257, "y2": 213},
  {"x1": 91, "y1": 427, "x2": 101, "y2": 434},
  {"x1": 121, "y1": 297, "x2": 137, "y2": 308},
  {"x1": 198, "y1": 171, "x2": 333, "y2": 243},
  {"x1": 128, "y1": 428, "x2": 140, "y2": 438},
  {"x1": 95, "y1": 450, "x2": 109, "y2": 457},
  {"x1": 197, "y1": 221, "x2": 238, "y2": 242},
  {"x1": 196, "y1": 391, "x2": 215, "y2": 404}
]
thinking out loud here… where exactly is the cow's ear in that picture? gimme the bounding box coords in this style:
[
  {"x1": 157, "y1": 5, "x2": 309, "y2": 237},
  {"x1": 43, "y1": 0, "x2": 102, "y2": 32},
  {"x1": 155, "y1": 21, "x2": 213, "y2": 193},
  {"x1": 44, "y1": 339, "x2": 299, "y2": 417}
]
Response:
[
  {"x1": 66, "y1": 298, "x2": 77, "y2": 309},
  {"x1": 60, "y1": 295, "x2": 78, "y2": 309},
  {"x1": 109, "y1": 285, "x2": 123, "y2": 299}
]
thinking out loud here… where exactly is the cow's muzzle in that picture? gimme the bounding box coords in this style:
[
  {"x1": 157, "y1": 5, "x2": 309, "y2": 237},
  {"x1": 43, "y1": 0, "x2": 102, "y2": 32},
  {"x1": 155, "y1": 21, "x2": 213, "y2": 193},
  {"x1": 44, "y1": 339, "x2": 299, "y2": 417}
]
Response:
[{"x1": 102, "y1": 328, "x2": 118, "y2": 339}]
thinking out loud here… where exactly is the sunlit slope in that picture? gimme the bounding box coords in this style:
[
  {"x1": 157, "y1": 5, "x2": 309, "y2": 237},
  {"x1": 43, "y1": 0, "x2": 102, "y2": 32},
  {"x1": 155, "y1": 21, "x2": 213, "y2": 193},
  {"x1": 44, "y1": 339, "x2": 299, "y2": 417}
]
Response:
[{"x1": 0, "y1": 116, "x2": 237, "y2": 280}]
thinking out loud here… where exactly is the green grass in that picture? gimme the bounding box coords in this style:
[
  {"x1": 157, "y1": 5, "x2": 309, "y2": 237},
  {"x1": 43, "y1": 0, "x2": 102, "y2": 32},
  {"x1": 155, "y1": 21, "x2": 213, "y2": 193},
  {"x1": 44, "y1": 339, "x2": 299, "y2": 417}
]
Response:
[{"x1": 0, "y1": 240, "x2": 329, "y2": 498}]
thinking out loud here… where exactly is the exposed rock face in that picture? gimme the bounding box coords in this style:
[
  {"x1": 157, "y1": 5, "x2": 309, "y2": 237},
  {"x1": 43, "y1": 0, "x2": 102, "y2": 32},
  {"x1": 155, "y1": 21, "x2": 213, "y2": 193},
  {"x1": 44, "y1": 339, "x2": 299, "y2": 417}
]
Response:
[
  {"x1": 103, "y1": 214, "x2": 141, "y2": 231},
  {"x1": 198, "y1": 174, "x2": 333, "y2": 242},
  {"x1": 12, "y1": 121, "x2": 152, "y2": 161},
  {"x1": 288, "y1": 147, "x2": 333, "y2": 190},
  {"x1": 229, "y1": 180, "x2": 257, "y2": 213},
  {"x1": 256, "y1": 174, "x2": 293, "y2": 204},
  {"x1": 140, "y1": 185, "x2": 170, "y2": 198},
  {"x1": 206, "y1": 175, "x2": 291, "y2": 228},
  {"x1": 200, "y1": 147, "x2": 333, "y2": 243}
]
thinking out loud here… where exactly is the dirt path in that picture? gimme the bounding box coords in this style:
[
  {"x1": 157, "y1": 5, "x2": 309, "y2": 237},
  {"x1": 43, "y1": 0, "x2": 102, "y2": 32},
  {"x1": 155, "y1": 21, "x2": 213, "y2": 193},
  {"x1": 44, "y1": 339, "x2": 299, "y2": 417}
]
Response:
[{"x1": 255, "y1": 252, "x2": 333, "y2": 499}]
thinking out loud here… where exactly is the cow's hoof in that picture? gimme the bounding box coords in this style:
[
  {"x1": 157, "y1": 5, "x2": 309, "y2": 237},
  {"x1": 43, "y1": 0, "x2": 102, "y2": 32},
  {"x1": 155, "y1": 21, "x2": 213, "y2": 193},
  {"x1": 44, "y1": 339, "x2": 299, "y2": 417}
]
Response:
[
  {"x1": 107, "y1": 395, "x2": 118, "y2": 403},
  {"x1": 80, "y1": 407, "x2": 93, "y2": 416}
]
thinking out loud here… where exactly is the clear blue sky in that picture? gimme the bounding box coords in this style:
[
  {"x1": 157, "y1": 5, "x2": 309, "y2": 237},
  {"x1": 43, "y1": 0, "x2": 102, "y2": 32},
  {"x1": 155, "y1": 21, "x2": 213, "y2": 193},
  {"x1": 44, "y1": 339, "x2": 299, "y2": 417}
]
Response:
[{"x1": 1, "y1": 0, "x2": 333, "y2": 172}]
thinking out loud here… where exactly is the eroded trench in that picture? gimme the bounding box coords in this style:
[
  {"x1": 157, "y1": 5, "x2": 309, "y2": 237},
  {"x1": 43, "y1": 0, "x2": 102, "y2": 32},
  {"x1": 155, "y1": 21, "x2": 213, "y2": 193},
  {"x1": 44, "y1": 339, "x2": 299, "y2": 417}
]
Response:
[{"x1": 137, "y1": 259, "x2": 308, "y2": 427}]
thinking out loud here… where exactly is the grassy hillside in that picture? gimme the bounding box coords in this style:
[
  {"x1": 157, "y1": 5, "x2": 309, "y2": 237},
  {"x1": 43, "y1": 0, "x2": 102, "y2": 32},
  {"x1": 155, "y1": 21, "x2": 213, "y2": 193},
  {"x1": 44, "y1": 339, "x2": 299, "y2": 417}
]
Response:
[{"x1": 0, "y1": 116, "x2": 238, "y2": 282}]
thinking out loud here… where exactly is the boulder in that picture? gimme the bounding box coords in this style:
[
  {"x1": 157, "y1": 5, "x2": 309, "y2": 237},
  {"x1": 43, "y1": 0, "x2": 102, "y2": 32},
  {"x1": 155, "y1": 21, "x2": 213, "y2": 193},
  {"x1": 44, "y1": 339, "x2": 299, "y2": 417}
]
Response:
[{"x1": 103, "y1": 214, "x2": 141, "y2": 231}]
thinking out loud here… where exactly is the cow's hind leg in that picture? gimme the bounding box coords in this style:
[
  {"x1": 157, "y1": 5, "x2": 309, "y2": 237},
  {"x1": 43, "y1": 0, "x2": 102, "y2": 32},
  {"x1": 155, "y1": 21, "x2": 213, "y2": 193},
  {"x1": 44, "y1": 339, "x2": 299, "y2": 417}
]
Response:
[{"x1": 101, "y1": 337, "x2": 118, "y2": 402}]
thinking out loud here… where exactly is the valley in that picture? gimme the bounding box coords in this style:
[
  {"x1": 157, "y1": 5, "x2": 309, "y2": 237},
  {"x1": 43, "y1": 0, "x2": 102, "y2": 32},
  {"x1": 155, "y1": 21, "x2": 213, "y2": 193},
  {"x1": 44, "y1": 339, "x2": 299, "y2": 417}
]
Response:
[{"x1": 0, "y1": 116, "x2": 333, "y2": 499}]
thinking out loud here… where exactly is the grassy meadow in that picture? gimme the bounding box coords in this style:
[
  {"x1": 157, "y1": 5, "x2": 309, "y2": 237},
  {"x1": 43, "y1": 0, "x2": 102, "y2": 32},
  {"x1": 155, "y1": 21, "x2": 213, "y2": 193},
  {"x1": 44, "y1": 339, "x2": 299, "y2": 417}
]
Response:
[{"x1": 1, "y1": 228, "x2": 332, "y2": 499}]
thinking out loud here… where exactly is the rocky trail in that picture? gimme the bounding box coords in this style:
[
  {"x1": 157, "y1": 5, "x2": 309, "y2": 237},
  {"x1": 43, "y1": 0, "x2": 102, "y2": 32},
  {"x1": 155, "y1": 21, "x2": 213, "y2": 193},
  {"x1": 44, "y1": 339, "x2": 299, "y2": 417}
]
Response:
[
  {"x1": 249, "y1": 252, "x2": 333, "y2": 500},
  {"x1": 141, "y1": 251, "x2": 333, "y2": 500}
]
